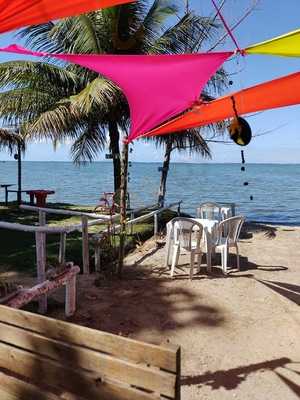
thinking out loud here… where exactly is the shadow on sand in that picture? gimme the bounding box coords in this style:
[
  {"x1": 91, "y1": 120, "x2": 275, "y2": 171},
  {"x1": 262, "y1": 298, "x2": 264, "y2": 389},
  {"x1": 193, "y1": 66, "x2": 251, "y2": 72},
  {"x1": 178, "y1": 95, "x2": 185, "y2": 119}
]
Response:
[{"x1": 182, "y1": 358, "x2": 300, "y2": 396}]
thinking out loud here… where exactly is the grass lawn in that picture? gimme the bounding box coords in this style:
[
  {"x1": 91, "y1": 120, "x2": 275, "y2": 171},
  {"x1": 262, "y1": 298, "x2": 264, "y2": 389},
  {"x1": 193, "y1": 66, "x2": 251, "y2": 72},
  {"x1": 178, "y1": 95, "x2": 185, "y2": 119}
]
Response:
[{"x1": 0, "y1": 202, "x2": 158, "y2": 277}]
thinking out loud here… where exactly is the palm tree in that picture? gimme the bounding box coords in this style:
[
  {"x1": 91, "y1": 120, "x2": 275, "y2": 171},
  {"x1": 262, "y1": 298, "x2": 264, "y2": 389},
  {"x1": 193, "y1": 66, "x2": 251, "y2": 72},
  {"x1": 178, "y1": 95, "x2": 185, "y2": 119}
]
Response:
[
  {"x1": 0, "y1": 0, "x2": 226, "y2": 192},
  {"x1": 0, "y1": 129, "x2": 24, "y2": 154}
]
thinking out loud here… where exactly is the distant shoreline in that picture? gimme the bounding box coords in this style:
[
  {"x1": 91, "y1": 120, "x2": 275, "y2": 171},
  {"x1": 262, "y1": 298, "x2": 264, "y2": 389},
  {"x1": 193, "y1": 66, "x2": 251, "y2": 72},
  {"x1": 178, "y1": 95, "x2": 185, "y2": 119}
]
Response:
[{"x1": 1, "y1": 160, "x2": 300, "y2": 166}]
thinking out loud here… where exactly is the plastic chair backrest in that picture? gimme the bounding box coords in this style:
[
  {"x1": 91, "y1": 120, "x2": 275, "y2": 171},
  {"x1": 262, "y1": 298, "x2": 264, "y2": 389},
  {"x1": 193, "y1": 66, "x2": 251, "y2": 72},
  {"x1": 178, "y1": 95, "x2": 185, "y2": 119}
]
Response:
[
  {"x1": 197, "y1": 202, "x2": 222, "y2": 221},
  {"x1": 171, "y1": 217, "x2": 203, "y2": 251},
  {"x1": 218, "y1": 216, "x2": 245, "y2": 243}
]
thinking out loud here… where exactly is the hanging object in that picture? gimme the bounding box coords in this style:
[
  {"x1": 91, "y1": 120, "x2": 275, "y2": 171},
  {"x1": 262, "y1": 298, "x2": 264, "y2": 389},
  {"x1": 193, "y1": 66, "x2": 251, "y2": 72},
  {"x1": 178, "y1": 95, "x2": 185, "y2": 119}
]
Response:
[
  {"x1": 0, "y1": 0, "x2": 135, "y2": 34},
  {"x1": 240, "y1": 150, "x2": 253, "y2": 201},
  {"x1": 228, "y1": 117, "x2": 252, "y2": 146},
  {"x1": 143, "y1": 71, "x2": 300, "y2": 139},
  {"x1": 228, "y1": 96, "x2": 252, "y2": 146},
  {"x1": 0, "y1": 44, "x2": 232, "y2": 142},
  {"x1": 245, "y1": 28, "x2": 300, "y2": 57}
]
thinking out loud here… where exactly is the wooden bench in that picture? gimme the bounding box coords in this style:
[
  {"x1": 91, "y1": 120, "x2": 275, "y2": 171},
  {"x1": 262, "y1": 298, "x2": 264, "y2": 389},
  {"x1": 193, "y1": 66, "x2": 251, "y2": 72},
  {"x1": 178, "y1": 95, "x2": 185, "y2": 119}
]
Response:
[
  {"x1": 0, "y1": 305, "x2": 181, "y2": 399},
  {"x1": 2, "y1": 263, "x2": 80, "y2": 317}
]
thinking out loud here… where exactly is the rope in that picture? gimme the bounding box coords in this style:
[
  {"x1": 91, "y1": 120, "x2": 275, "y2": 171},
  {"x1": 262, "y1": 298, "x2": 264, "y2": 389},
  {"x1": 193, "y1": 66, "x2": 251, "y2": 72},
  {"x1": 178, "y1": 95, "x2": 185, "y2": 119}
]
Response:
[{"x1": 211, "y1": 0, "x2": 243, "y2": 53}]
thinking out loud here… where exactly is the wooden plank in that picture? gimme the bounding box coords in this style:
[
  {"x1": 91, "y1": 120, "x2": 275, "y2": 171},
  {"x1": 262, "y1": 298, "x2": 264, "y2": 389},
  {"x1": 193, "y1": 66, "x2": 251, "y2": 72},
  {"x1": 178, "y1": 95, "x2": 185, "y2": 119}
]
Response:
[
  {"x1": 0, "y1": 371, "x2": 60, "y2": 400},
  {"x1": 0, "y1": 343, "x2": 160, "y2": 400},
  {"x1": 0, "y1": 322, "x2": 176, "y2": 397},
  {"x1": 81, "y1": 216, "x2": 90, "y2": 274},
  {"x1": 0, "y1": 305, "x2": 178, "y2": 373}
]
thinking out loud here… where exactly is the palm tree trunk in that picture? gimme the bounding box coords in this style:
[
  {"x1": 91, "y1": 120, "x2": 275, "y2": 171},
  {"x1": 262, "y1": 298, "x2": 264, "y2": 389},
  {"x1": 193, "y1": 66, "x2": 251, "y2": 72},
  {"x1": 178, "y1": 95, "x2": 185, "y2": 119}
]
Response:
[
  {"x1": 158, "y1": 141, "x2": 172, "y2": 207},
  {"x1": 108, "y1": 120, "x2": 121, "y2": 192},
  {"x1": 117, "y1": 140, "x2": 129, "y2": 278}
]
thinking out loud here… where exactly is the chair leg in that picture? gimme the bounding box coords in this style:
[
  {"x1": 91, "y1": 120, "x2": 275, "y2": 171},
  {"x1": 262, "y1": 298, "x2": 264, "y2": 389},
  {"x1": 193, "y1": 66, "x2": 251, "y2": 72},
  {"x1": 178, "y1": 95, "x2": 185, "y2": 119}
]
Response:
[
  {"x1": 197, "y1": 252, "x2": 203, "y2": 273},
  {"x1": 223, "y1": 247, "x2": 228, "y2": 275},
  {"x1": 190, "y1": 250, "x2": 195, "y2": 280},
  {"x1": 165, "y1": 240, "x2": 171, "y2": 268},
  {"x1": 170, "y1": 244, "x2": 180, "y2": 277},
  {"x1": 236, "y1": 244, "x2": 240, "y2": 271}
]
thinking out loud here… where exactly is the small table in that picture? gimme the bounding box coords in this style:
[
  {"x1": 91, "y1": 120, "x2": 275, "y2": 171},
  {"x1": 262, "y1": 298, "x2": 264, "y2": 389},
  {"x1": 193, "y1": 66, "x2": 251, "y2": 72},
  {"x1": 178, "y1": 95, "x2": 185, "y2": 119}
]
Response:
[
  {"x1": 166, "y1": 218, "x2": 219, "y2": 272},
  {"x1": 194, "y1": 218, "x2": 219, "y2": 272},
  {"x1": 1, "y1": 184, "x2": 14, "y2": 205},
  {"x1": 26, "y1": 190, "x2": 55, "y2": 207}
]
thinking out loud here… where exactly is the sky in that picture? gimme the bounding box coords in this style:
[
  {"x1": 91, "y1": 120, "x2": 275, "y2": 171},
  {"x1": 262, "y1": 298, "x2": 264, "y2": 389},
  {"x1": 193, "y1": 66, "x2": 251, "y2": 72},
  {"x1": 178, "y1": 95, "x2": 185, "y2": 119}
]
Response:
[{"x1": 0, "y1": 0, "x2": 299, "y2": 163}]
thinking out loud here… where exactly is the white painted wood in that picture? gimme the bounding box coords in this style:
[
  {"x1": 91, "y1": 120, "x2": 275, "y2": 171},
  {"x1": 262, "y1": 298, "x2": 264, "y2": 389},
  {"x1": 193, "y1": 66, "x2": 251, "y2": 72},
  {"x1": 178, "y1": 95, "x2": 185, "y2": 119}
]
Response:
[
  {"x1": 58, "y1": 232, "x2": 67, "y2": 265},
  {"x1": 81, "y1": 216, "x2": 90, "y2": 274},
  {"x1": 35, "y1": 231, "x2": 47, "y2": 314},
  {"x1": 65, "y1": 274, "x2": 77, "y2": 317},
  {"x1": 21, "y1": 204, "x2": 113, "y2": 220},
  {"x1": 94, "y1": 244, "x2": 101, "y2": 272},
  {"x1": 0, "y1": 221, "x2": 68, "y2": 233}
]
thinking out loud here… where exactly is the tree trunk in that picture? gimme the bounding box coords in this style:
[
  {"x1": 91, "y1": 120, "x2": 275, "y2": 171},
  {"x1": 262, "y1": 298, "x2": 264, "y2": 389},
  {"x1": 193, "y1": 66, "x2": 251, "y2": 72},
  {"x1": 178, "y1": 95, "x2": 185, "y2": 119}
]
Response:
[
  {"x1": 158, "y1": 141, "x2": 172, "y2": 207},
  {"x1": 117, "y1": 140, "x2": 129, "y2": 278},
  {"x1": 108, "y1": 120, "x2": 121, "y2": 192}
]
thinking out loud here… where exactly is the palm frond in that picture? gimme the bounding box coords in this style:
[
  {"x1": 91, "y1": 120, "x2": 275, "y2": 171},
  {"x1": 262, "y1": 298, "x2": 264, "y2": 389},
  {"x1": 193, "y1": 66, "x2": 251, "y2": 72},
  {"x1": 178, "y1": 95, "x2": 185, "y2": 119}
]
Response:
[
  {"x1": 70, "y1": 121, "x2": 107, "y2": 164},
  {"x1": 0, "y1": 129, "x2": 25, "y2": 154}
]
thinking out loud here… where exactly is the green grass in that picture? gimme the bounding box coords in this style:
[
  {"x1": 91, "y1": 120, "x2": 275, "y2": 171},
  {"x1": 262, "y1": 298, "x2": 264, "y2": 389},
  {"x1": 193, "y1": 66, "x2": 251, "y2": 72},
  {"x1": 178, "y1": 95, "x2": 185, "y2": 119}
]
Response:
[{"x1": 0, "y1": 202, "x2": 159, "y2": 277}]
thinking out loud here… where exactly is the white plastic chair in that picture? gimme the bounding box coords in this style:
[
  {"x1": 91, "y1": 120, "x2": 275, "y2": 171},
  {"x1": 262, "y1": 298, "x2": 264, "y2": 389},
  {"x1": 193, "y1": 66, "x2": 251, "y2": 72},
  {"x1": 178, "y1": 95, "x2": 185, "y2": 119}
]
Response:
[
  {"x1": 197, "y1": 202, "x2": 222, "y2": 222},
  {"x1": 213, "y1": 216, "x2": 245, "y2": 274},
  {"x1": 169, "y1": 217, "x2": 204, "y2": 280}
]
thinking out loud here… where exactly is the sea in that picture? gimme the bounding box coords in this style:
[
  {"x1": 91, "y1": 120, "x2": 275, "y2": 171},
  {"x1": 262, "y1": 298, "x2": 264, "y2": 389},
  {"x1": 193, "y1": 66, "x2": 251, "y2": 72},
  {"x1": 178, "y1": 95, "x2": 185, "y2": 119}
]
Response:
[{"x1": 1, "y1": 161, "x2": 300, "y2": 225}]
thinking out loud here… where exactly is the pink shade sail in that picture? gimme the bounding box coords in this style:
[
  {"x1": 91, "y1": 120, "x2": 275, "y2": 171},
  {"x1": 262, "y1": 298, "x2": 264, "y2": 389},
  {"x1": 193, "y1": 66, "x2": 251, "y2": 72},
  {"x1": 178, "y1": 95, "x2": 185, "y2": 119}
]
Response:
[
  {"x1": 0, "y1": 0, "x2": 135, "y2": 34},
  {"x1": 0, "y1": 44, "x2": 232, "y2": 142}
]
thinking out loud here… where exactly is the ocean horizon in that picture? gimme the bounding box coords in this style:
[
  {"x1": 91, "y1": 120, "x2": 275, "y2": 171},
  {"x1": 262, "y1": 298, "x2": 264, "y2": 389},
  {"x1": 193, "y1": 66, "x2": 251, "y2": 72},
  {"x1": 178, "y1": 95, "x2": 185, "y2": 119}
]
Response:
[{"x1": 1, "y1": 161, "x2": 300, "y2": 225}]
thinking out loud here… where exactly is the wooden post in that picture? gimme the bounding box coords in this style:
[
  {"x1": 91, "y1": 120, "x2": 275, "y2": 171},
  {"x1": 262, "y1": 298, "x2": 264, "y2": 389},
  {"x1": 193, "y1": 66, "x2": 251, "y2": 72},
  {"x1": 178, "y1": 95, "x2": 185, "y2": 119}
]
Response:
[
  {"x1": 65, "y1": 274, "x2": 76, "y2": 317},
  {"x1": 94, "y1": 243, "x2": 101, "y2": 273},
  {"x1": 154, "y1": 213, "x2": 158, "y2": 238},
  {"x1": 130, "y1": 211, "x2": 134, "y2": 235},
  {"x1": 35, "y1": 231, "x2": 47, "y2": 314},
  {"x1": 59, "y1": 232, "x2": 67, "y2": 265},
  {"x1": 81, "y1": 216, "x2": 90, "y2": 274},
  {"x1": 37, "y1": 210, "x2": 47, "y2": 313},
  {"x1": 4, "y1": 187, "x2": 8, "y2": 206},
  {"x1": 117, "y1": 140, "x2": 129, "y2": 278},
  {"x1": 17, "y1": 142, "x2": 22, "y2": 205}
]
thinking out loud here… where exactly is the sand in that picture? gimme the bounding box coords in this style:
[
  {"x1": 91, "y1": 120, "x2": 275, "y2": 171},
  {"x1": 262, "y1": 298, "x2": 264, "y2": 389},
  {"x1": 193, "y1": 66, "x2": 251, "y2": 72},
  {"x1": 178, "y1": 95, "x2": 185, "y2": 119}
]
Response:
[{"x1": 4, "y1": 222, "x2": 300, "y2": 399}]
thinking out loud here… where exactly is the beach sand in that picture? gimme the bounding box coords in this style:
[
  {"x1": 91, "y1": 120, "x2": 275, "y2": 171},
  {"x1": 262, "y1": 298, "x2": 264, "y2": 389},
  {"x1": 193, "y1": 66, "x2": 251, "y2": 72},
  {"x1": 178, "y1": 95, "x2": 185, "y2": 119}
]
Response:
[{"x1": 4, "y1": 222, "x2": 300, "y2": 399}]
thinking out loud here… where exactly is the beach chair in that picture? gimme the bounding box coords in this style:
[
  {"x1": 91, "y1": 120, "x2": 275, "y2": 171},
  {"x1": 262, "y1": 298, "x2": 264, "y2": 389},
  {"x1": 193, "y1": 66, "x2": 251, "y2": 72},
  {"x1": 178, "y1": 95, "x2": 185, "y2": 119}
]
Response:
[
  {"x1": 213, "y1": 216, "x2": 245, "y2": 274},
  {"x1": 197, "y1": 202, "x2": 222, "y2": 221},
  {"x1": 169, "y1": 217, "x2": 204, "y2": 280}
]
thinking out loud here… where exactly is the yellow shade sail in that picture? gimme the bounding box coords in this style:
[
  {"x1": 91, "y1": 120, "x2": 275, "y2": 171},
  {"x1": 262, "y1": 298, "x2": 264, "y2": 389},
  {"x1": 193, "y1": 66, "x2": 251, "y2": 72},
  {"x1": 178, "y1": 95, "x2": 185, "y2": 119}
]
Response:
[{"x1": 245, "y1": 28, "x2": 300, "y2": 57}]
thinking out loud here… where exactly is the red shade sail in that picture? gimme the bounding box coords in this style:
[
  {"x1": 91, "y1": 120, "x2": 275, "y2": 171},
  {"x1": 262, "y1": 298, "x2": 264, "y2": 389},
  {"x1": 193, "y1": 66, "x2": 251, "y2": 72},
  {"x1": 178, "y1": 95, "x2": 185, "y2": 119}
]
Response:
[
  {"x1": 143, "y1": 71, "x2": 300, "y2": 138},
  {"x1": 0, "y1": 44, "x2": 232, "y2": 142},
  {"x1": 0, "y1": 0, "x2": 135, "y2": 34}
]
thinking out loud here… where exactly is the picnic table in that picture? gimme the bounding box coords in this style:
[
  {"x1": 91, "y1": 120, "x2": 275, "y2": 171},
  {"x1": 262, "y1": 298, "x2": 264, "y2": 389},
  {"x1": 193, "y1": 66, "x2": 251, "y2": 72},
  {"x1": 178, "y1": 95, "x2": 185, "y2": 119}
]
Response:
[
  {"x1": 26, "y1": 190, "x2": 55, "y2": 207},
  {"x1": 1, "y1": 184, "x2": 14, "y2": 205}
]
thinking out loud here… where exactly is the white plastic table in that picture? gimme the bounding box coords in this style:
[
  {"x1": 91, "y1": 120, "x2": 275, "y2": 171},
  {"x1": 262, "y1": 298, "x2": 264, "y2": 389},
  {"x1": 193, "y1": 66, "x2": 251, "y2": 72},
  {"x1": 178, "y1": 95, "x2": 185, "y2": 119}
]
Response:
[{"x1": 166, "y1": 218, "x2": 219, "y2": 272}]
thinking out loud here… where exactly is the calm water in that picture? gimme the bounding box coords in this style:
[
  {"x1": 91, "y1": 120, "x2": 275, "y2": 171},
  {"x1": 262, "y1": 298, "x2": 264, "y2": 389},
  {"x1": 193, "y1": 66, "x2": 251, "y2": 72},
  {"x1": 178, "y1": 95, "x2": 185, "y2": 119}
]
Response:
[{"x1": 1, "y1": 161, "x2": 300, "y2": 225}]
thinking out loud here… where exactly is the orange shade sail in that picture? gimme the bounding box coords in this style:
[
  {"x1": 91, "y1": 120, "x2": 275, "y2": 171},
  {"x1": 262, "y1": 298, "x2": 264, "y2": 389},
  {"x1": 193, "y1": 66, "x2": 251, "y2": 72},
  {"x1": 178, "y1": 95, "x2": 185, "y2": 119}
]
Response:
[
  {"x1": 144, "y1": 71, "x2": 300, "y2": 138},
  {"x1": 0, "y1": 0, "x2": 134, "y2": 34}
]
